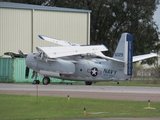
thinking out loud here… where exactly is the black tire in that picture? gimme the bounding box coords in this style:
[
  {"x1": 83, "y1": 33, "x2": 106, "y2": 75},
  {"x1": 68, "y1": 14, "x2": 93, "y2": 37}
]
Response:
[
  {"x1": 32, "y1": 80, "x2": 40, "y2": 84},
  {"x1": 37, "y1": 80, "x2": 40, "y2": 84},
  {"x1": 85, "y1": 81, "x2": 92, "y2": 85},
  {"x1": 32, "y1": 80, "x2": 37, "y2": 84},
  {"x1": 43, "y1": 77, "x2": 50, "y2": 85}
]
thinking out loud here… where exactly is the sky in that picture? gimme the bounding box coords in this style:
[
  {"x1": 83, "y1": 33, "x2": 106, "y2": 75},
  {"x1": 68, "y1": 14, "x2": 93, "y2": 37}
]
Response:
[{"x1": 154, "y1": 4, "x2": 160, "y2": 33}]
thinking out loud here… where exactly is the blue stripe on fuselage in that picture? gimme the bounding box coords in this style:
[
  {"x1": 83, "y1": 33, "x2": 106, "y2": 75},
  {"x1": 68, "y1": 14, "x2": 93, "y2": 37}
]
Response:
[{"x1": 126, "y1": 33, "x2": 133, "y2": 76}]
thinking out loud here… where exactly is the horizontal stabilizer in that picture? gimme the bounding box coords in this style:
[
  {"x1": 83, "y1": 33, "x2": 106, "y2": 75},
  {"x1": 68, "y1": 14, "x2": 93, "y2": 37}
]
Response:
[
  {"x1": 94, "y1": 52, "x2": 124, "y2": 63},
  {"x1": 36, "y1": 45, "x2": 108, "y2": 58},
  {"x1": 133, "y1": 53, "x2": 157, "y2": 62}
]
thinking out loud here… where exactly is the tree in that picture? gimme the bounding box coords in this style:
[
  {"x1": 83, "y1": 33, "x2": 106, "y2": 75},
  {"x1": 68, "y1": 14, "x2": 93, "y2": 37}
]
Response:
[{"x1": 8, "y1": 0, "x2": 45, "y2": 4}]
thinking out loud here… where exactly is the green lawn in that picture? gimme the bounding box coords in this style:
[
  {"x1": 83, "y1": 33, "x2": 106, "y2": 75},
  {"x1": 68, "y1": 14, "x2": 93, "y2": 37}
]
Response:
[
  {"x1": 92, "y1": 80, "x2": 160, "y2": 87},
  {"x1": 0, "y1": 94, "x2": 159, "y2": 120}
]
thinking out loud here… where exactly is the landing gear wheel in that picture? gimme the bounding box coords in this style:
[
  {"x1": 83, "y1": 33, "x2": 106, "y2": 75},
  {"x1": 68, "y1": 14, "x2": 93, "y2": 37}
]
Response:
[
  {"x1": 117, "y1": 81, "x2": 119, "y2": 85},
  {"x1": 85, "y1": 81, "x2": 92, "y2": 85},
  {"x1": 43, "y1": 77, "x2": 50, "y2": 85},
  {"x1": 33, "y1": 80, "x2": 40, "y2": 84}
]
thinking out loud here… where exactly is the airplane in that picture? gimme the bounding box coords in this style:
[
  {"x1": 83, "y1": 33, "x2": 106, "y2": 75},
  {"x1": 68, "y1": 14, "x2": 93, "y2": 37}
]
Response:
[{"x1": 18, "y1": 33, "x2": 157, "y2": 85}]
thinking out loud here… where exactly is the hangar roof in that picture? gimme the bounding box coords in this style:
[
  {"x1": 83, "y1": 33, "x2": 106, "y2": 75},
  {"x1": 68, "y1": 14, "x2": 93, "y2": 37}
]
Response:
[{"x1": 0, "y1": 2, "x2": 91, "y2": 13}]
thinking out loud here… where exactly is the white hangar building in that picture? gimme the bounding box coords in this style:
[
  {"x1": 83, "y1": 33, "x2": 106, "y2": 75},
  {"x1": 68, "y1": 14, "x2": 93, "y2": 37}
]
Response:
[{"x1": 0, "y1": 2, "x2": 91, "y2": 56}]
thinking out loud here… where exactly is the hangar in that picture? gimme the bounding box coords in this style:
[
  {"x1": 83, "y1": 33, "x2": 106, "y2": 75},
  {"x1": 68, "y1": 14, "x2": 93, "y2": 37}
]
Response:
[
  {"x1": 0, "y1": 2, "x2": 91, "y2": 83},
  {"x1": 0, "y1": 2, "x2": 91, "y2": 56}
]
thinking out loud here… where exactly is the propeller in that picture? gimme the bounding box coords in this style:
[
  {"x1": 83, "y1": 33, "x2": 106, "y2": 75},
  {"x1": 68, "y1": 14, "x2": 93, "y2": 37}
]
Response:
[
  {"x1": 25, "y1": 67, "x2": 30, "y2": 79},
  {"x1": 18, "y1": 49, "x2": 30, "y2": 79}
]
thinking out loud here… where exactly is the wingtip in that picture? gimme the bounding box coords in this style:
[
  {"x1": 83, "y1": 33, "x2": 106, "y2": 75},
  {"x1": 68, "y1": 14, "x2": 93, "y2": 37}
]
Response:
[
  {"x1": 38, "y1": 35, "x2": 44, "y2": 40},
  {"x1": 151, "y1": 53, "x2": 158, "y2": 57},
  {"x1": 149, "y1": 52, "x2": 157, "y2": 55},
  {"x1": 102, "y1": 44, "x2": 108, "y2": 50}
]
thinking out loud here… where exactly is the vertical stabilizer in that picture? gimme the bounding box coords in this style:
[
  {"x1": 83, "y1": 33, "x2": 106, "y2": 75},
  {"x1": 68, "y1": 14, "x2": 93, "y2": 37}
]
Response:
[{"x1": 113, "y1": 33, "x2": 133, "y2": 76}]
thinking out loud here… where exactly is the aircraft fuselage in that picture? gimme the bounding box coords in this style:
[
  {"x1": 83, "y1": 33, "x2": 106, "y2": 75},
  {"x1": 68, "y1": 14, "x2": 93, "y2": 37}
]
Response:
[{"x1": 26, "y1": 53, "x2": 130, "y2": 82}]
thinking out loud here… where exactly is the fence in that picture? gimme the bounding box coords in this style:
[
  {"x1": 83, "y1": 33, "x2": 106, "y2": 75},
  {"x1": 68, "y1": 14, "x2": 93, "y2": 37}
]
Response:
[{"x1": 132, "y1": 68, "x2": 160, "y2": 84}]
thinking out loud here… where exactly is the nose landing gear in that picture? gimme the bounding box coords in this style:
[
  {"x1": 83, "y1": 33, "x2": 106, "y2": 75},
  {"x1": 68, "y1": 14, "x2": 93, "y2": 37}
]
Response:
[
  {"x1": 32, "y1": 71, "x2": 40, "y2": 84},
  {"x1": 31, "y1": 71, "x2": 50, "y2": 85},
  {"x1": 33, "y1": 80, "x2": 40, "y2": 84}
]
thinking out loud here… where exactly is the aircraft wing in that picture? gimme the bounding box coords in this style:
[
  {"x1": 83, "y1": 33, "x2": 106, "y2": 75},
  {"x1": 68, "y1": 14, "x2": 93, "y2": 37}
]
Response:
[
  {"x1": 38, "y1": 35, "x2": 80, "y2": 46},
  {"x1": 133, "y1": 53, "x2": 157, "y2": 62},
  {"x1": 36, "y1": 45, "x2": 108, "y2": 58}
]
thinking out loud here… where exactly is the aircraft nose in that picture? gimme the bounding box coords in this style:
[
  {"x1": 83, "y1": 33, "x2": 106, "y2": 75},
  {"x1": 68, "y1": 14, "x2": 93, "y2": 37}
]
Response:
[{"x1": 25, "y1": 53, "x2": 33, "y2": 68}]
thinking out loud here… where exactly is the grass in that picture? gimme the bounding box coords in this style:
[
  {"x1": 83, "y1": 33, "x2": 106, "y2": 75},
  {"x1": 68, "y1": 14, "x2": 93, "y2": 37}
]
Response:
[
  {"x1": 25, "y1": 79, "x2": 160, "y2": 87},
  {"x1": 92, "y1": 80, "x2": 160, "y2": 87},
  {"x1": 1, "y1": 78, "x2": 160, "y2": 87},
  {"x1": 0, "y1": 94, "x2": 160, "y2": 120}
]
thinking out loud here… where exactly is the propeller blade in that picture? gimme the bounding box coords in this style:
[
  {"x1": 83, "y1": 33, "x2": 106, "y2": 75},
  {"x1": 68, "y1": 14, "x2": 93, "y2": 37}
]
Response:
[
  {"x1": 18, "y1": 49, "x2": 26, "y2": 58},
  {"x1": 25, "y1": 67, "x2": 29, "y2": 79}
]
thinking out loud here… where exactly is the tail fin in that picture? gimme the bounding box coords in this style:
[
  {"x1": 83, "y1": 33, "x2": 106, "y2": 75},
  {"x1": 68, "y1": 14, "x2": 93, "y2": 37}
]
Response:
[{"x1": 113, "y1": 33, "x2": 133, "y2": 76}]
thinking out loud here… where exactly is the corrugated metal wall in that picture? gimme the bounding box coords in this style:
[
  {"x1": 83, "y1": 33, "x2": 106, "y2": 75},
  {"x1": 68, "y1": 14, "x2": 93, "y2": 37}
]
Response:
[
  {"x1": 0, "y1": 8, "x2": 32, "y2": 55},
  {"x1": 0, "y1": 7, "x2": 90, "y2": 55},
  {"x1": 12, "y1": 58, "x2": 28, "y2": 82},
  {"x1": 33, "y1": 11, "x2": 88, "y2": 51},
  {"x1": 0, "y1": 58, "x2": 12, "y2": 82}
]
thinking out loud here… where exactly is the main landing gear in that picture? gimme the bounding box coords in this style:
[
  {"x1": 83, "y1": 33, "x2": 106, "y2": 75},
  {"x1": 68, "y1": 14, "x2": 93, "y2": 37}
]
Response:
[
  {"x1": 42, "y1": 77, "x2": 50, "y2": 85},
  {"x1": 85, "y1": 81, "x2": 92, "y2": 85},
  {"x1": 32, "y1": 76, "x2": 50, "y2": 85}
]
